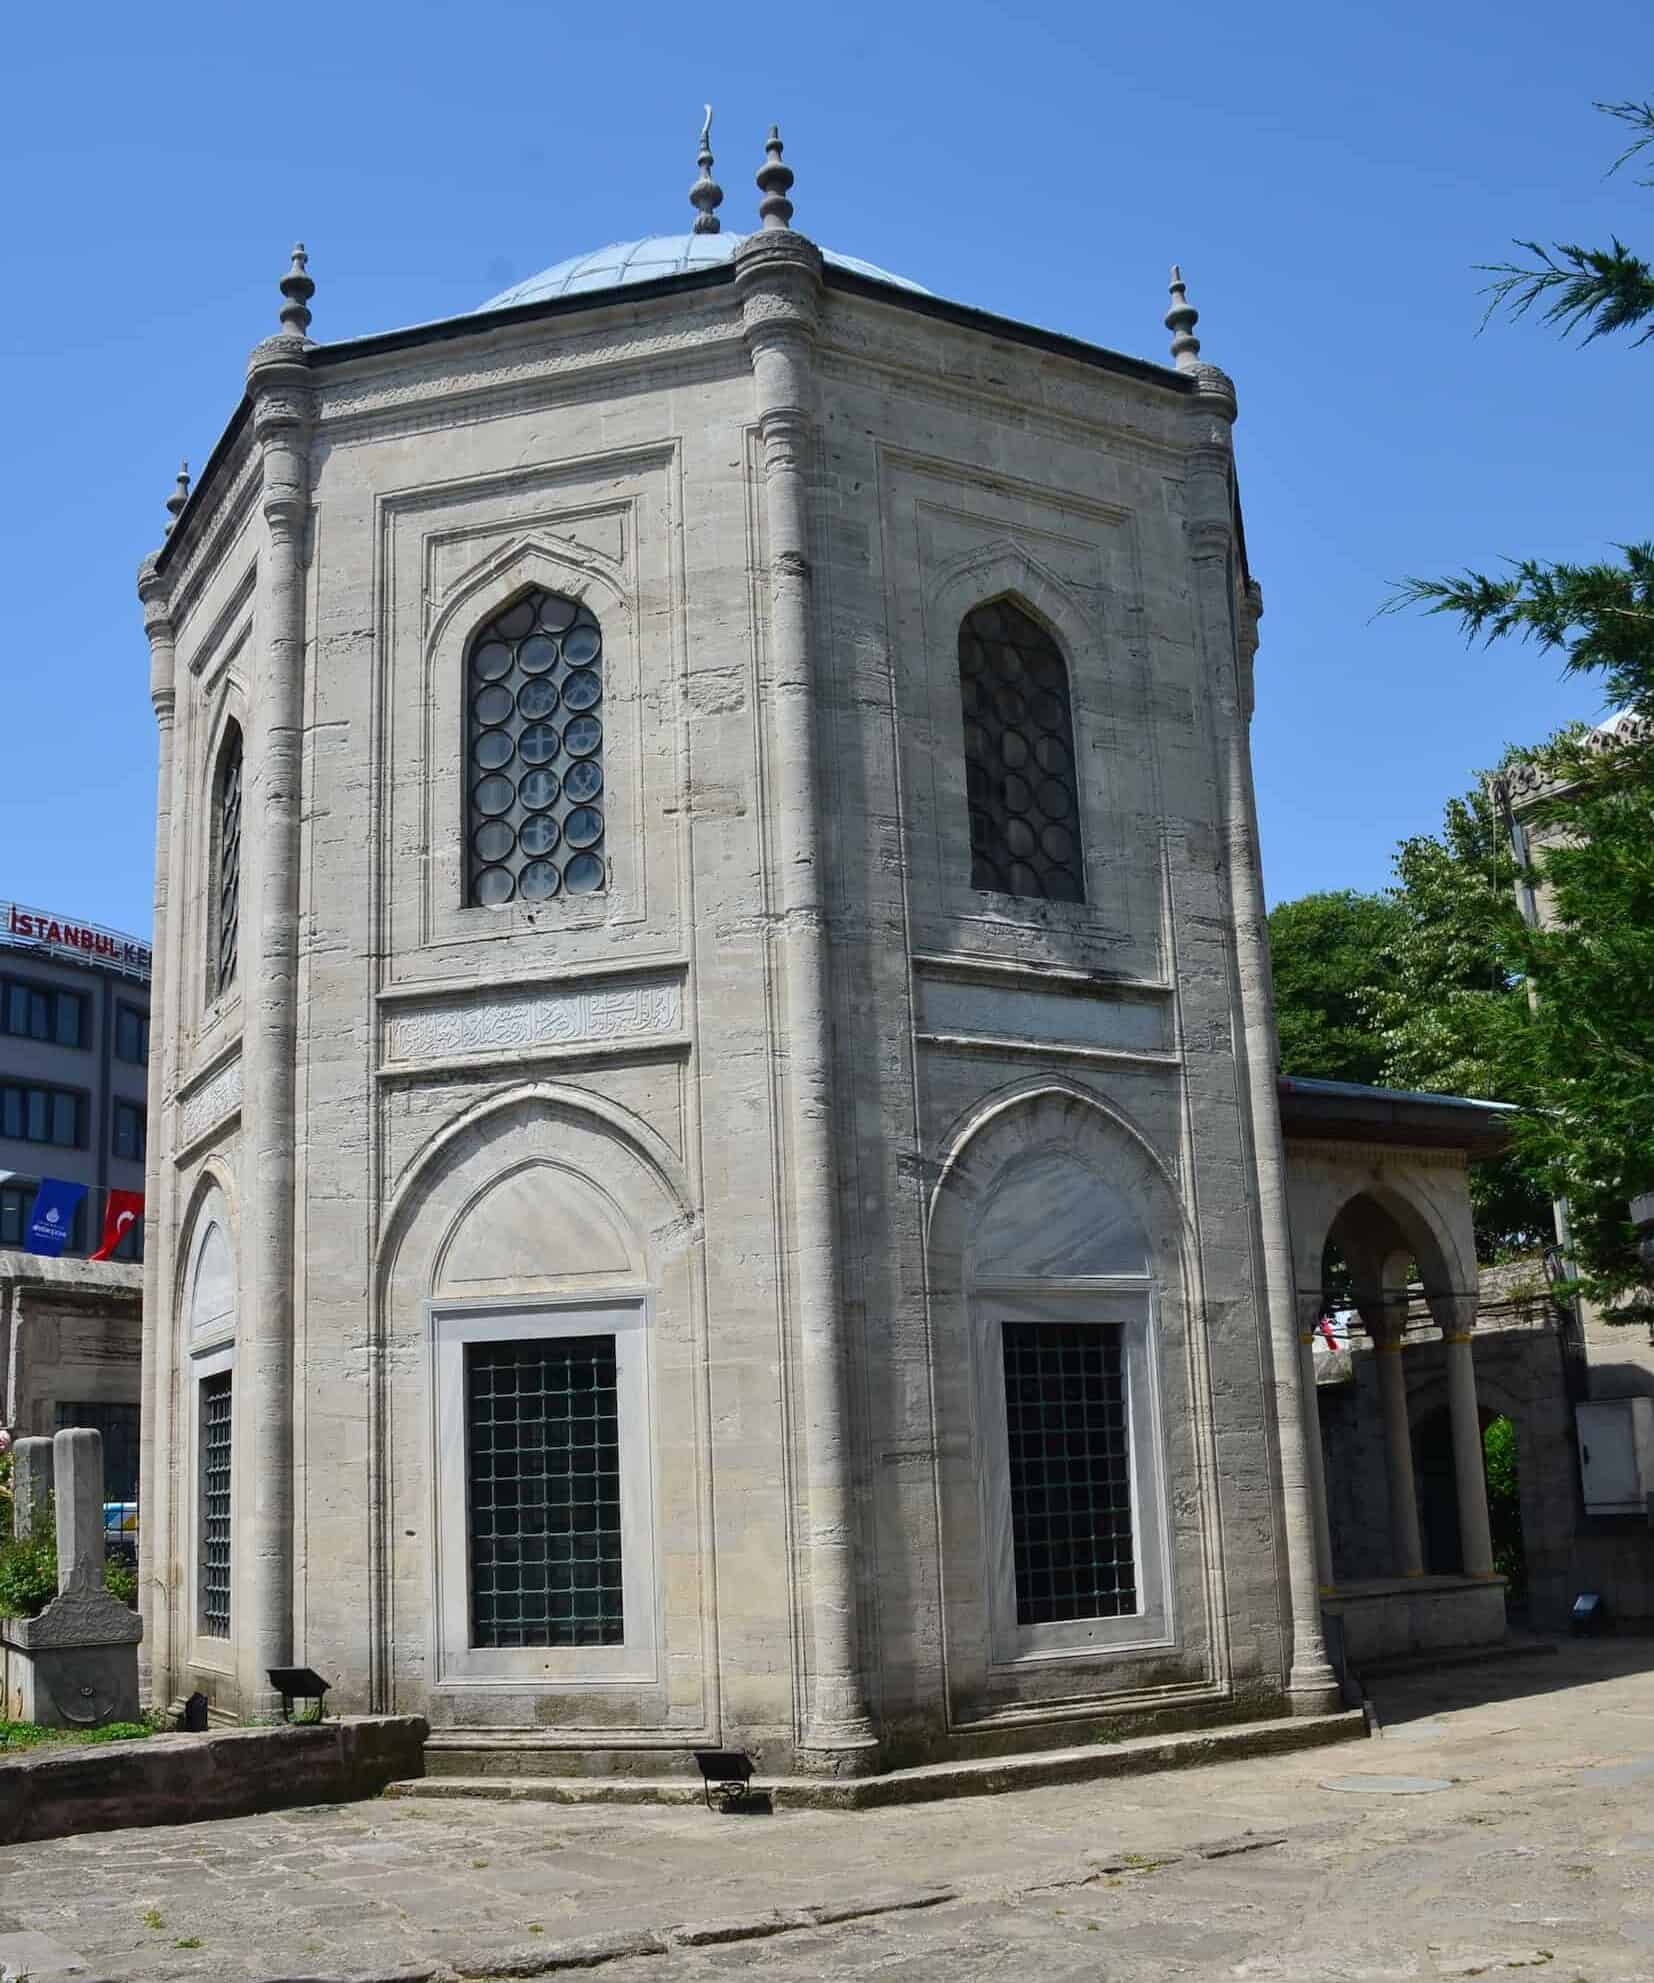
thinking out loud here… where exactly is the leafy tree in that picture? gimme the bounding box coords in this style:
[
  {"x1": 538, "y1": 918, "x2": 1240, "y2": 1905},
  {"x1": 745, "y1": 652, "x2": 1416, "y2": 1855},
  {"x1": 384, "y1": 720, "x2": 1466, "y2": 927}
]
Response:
[
  {"x1": 1386, "y1": 97, "x2": 1654, "y2": 1310},
  {"x1": 1267, "y1": 890, "x2": 1404, "y2": 1087}
]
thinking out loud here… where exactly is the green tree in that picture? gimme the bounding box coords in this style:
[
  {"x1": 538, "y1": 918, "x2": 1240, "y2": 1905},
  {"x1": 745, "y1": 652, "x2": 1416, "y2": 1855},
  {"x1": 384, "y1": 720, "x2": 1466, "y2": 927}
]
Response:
[
  {"x1": 1268, "y1": 890, "x2": 1405, "y2": 1087},
  {"x1": 1388, "y1": 97, "x2": 1654, "y2": 1310}
]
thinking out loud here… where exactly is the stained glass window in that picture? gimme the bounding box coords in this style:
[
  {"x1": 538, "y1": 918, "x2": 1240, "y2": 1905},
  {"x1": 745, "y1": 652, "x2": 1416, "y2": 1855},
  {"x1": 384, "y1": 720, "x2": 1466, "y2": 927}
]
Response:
[
  {"x1": 215, "y1": 725, "x2": 243, "y2": 996},
  {"x1": 466, "y1": 591, "x2": 607, "y2": 907},
  {"x1": 959, "y1": 602, "x2": 1083, "y2": 902}
]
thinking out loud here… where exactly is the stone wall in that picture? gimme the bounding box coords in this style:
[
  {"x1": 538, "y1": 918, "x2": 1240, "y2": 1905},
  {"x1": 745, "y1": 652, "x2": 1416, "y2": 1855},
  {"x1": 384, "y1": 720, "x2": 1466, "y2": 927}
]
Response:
[
  {"x1": 0, "y1": 1715, "x2": 426, "y2": 1845},
  {"x1": 0, "y1": 1253, "x2": 142, "y2": 1440}
]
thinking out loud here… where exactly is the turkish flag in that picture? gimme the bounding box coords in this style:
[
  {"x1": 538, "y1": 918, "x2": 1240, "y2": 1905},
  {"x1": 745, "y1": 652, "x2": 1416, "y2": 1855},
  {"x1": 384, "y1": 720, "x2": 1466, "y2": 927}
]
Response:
[{"x1": 91, "y1": 1189, "x2": 144, "y2": 1262}]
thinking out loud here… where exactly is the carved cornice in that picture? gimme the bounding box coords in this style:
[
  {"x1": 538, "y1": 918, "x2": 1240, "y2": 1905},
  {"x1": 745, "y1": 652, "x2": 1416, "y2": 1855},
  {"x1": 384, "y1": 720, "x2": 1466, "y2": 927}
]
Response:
[
  {"x1": 175, "y1": 1050, "x2": 243, "y2": 1153},
  {"x1": 1489, "y1": 710, "x2": 1654, "y2": 813},
  {"x1": 383, "y1": 976, "x2": 685, "y2": 1068}
]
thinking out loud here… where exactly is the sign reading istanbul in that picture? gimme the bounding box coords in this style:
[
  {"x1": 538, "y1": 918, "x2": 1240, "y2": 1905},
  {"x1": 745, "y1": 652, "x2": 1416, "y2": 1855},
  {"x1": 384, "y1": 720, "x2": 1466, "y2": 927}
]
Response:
[{"x1": 2, "y1": 902, "x2": 152, "y2": 982}]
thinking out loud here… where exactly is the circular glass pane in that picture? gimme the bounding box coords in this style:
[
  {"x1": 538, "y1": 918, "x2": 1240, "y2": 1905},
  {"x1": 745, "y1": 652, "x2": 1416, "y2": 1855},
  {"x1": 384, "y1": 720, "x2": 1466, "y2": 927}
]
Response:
[
  {"x1": 1041, "y1": 822, "x2": 1076, "y2": 864},
  {"x1": 518, "y1": 677, "x2": 559, "y2": 719},
  {"x1": 519, "y1": 722, "x2": 561, "y2": 766},
  {"x1": 1004, "y1": 816, "x2": 1037, "y2": 858},
  {"x1": 564, "y1": 758, "x2": 603, "y2": 804},
  {"x1": 1028, "y1": 651, "x2": 1066, "y2": 693},
  {"x1": 564, "y1": 852, "x2": 605, "y2": 894},
  {"x1": 1000, "y1": 729, "x2": 1030, "y2": 771},
  {"x1": 520, "y1": 860, "x2": 561, "y2": 901},
  {"x1": 1034, "y1": 734, "x2": 1071, "y2": 776},
  {"x1": 1037, "y1": 777, "x2": 1073, "y2": 819},
  {"x1": 563, "y1": 624, "x2": 601, "y2": 667},
  {"x1": 473, "y1": 773, "x2": 515, "y2": 816},
  {"x1": 473, "y1": 728, "x2": 514, "y2": 772},
  {"x1": 496, "y1": 601, "x2": 536, "y2": 640},
  {"x1": 519, "y1": 811, "x2": 561, "y2": 856},
  {"x1": 968, "y1": 809, "x2": 994, "y2": 853},
  {"x1": 1006, "y1": 860, "x2": 1041, "y2": 896},
  {"x1": 564, "y1": 715, "x2": 602, "y2": 758},
  {"x1": 1002, "y1": 773, "x2": 1032, "y2": 816},
  {"x1": 519, "y1": 634, "x2": 557, "y2": 677},
  {"x1": 963, "y1": 719, "x2": 990, "y2": 763},
  {"x1": 995, "y1": 684, "x2": 1027, "y2": 726},
  {"x1": 538, "y1": 596, "x2": 578, "y2": 634},
  {"x1": 1031, "y1": 690, "x2": 1067, "y2": 732},
  {"x1": 564, "y1": 805, "x2": 604, "y2": 850},
  {"x1": 472, "y1": 640, "x2": 512, "y2": 682},
  {"x1": 519, "y1": 767, "x2": 560, "y2": 810},
  {"x1": 972, "y1": 606, "x2": 1004, "y2": 640},
  {"x1": 1044, "y1": 866, "x2": 1084, "y2": 903},
  {"x1": 562, "y1": 668, "x2": 602, "y2": 713},
  {"x1": 473, "y1": 818, "x2": 515, "y2": 862},
  {"x1": 474, "y1": 864, "x2": 514, "y2": 905},
  {"x1": 473, "y1": 684, "x2": 513, "y2": 726}
]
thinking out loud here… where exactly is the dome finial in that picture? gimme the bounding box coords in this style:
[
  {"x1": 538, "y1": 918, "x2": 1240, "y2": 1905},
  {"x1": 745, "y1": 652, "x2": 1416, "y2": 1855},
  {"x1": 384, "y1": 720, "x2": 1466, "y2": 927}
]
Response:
[
  {"x1": 280, "y1": 241, "x2": 315, "y2": 340},
  {"x1": 756, "y1": 123, "x2": 794, "y2": 231},
  {"x1": 164, "y1": 460, "x2": 191, "y2": 536},
  {"x1": 1165, "y1": 264, "x2": 1201, "y2": 370},
  {"x1": 690, "y1": 106, "x2": 723, "y2": 235}
]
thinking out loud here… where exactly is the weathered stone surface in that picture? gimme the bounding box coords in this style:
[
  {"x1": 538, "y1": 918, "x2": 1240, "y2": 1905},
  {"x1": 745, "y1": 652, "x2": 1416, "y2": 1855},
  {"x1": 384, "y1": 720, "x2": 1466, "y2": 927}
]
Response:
[{"x1": 0, "y1": 1713, "x2": 427, "y2": 1845}]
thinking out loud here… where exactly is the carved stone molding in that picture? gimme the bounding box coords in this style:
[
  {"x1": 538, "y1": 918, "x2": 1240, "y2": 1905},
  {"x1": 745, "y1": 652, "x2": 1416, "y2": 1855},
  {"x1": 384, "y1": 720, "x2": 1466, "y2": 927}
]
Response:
[
  {"x1": 177, "y1": 1053, "x2": 243, "y2": 1149},
  {"x1": 384, "y1": 978, "x2": 684, "y2": 1067}
]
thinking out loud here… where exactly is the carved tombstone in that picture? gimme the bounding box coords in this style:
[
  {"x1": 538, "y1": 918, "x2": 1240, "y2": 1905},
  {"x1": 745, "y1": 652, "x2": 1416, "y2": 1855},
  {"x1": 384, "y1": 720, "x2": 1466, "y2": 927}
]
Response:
[{"x1": 2, "y1": 1427, "x2": 142, "y2": 1728}]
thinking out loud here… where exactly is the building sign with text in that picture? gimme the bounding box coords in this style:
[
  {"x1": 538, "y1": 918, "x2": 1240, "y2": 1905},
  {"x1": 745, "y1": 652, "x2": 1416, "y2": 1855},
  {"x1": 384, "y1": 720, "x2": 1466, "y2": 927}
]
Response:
[{"x1": 1, "y1": 901, "x2": 152, "y2": 982}]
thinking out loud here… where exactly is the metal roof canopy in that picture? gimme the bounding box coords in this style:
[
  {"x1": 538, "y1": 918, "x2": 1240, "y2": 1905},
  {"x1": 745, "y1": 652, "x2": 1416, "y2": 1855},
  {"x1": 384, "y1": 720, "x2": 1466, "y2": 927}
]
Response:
[{"x1": 1277, "y1": 1075, "x2": 1516, "y2": 1157}]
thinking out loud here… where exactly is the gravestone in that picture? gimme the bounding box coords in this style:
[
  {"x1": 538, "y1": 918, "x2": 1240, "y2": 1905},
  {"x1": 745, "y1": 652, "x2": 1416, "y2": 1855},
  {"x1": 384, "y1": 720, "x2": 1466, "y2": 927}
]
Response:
[{"x1": 1, "y1": 1427, "x2": 142, "y2": 1728}]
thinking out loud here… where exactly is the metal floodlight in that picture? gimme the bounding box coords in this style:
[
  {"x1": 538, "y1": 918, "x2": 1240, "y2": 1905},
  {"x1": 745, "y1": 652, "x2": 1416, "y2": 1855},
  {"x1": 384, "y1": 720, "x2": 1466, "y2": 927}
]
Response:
[
  {"x1": 267, "y1": 1666, "x2": 332, "y2": 1724},
  {"x1": 692, "y1": 1749, "x2": 756, "y2": 1811}
]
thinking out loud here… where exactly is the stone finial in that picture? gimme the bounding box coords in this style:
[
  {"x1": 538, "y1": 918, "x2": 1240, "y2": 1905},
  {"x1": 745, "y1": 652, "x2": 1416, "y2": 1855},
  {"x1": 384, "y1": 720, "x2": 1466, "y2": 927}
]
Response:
[
  {"x1": 690, "y1": 105, "x2": 724, "y2": 235},
  {"x1": 756, "y1": 124, "x2": 795, "y2": 231},
  {"x1": 164, "y1": 460, "x2": 190, "y2": 536},
  {"x1": 279, "y1": 241, "x2": 315, "y2": 339},
  {"x1": 1165, "y1": 264, "x2": 1201, "y2": 371}
]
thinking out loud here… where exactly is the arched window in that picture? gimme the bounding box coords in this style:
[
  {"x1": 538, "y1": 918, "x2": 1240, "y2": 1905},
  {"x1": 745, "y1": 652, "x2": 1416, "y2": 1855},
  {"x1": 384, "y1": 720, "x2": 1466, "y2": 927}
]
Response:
[
  {"x1": 212, "y1": 723, "x2": 243, "y2": 997},
  {"x1": 958, "y1": 601, "x2": 1083, "y2": 902},
  {"x1": 465, "y1": 590, "x2": 607, "y2": 907}
]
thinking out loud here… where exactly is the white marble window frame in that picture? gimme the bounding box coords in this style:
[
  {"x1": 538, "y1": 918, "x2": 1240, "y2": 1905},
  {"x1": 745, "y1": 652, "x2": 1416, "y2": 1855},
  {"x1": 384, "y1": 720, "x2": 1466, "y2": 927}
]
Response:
[
  {"x1": 974, "y1": 1281, "x2": 1175, "y2": 1667},
  {"x1": 186, "y1": 1337, "x2": 236, "y2": 1675},
  {"x1": 429, "y1": 1297, "x2": 660, "y2": 1687}
]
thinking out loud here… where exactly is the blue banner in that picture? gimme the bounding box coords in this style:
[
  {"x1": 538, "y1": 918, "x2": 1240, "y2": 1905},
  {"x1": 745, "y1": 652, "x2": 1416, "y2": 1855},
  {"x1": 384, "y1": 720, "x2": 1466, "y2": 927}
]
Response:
[{"x1": 26, "y1": 1178, "x2": 87, "y2": 1256}]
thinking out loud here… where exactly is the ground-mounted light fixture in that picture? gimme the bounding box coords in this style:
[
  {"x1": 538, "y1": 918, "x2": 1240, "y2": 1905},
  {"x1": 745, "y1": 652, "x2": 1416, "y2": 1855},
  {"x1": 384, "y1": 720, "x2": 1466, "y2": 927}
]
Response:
[
  {"x1": 267, "y1": 1666, "x2": 332, "y2": 1724},
  {"x1": 692, "y1": 1748, "x2": 757, "y2": 1811}
]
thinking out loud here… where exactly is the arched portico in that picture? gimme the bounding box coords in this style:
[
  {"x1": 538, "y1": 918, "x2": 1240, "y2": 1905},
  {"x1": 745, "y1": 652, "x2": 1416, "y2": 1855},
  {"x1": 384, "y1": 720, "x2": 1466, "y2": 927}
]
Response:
[{"x1": 1278, "y1": 1077, "x2": 1512, "y2": 1665}]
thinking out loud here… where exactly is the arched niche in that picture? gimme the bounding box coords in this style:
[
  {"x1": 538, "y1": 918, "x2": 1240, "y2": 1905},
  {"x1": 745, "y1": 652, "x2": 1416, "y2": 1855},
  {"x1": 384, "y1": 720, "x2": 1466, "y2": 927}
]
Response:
[
  {"x1": 435, "y1": 1161, "x2": 638, "y2": 1298},
  {"x1": 973, "y1": 1151, "x2": 1150, "y2": 1283},
  {"x1": 183, "y1": 1183, "x2": 235, "y2": 1339}
]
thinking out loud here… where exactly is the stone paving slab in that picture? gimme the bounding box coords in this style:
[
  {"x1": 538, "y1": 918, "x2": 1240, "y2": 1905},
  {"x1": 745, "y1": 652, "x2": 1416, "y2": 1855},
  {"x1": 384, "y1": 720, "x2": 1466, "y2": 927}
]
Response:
[{"x1": 1, "y1": 1641, "x2": 1653, "y2": 1981}]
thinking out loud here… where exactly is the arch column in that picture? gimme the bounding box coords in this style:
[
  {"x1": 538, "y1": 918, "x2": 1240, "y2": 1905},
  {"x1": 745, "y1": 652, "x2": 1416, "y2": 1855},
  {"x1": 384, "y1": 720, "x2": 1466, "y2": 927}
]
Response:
[
  {"x1": 1433, "y1": 1295, "x2": 1495, "y2": 1577},
  {"x1": 1361, "y1": 1304, "x2": 1424, "y2": 1577},
  {"x1": 1293, "y1": 1293, "x2": 1335, "y2": 1590}
]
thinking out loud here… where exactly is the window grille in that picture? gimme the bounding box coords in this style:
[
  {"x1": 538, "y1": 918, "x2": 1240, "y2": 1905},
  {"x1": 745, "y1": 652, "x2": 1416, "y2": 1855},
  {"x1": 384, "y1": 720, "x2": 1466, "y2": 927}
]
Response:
[
  {"x1": 199, "y1": 1371, "x2": 233, "y2": 1638},
  {"x1": 1001, "y1": 1321, "x2": 1135, "y2": 1625},
  {"x1": 465, "y1": 1334, "x2": 623, "y2": 1648},
  {"x1": 465, "y1": 590, "x2": 608, "y2": 907},
  {"x1": 215, "y1": 726, "x2": 243, "y2": 996},
  {"x1": 958, "y1": 601, "x2": 1084, "y2": 902}
]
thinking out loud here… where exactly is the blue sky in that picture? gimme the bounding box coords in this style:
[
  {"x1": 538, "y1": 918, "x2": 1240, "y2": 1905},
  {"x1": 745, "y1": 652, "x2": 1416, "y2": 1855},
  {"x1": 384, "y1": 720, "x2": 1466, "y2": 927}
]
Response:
[{"x1": 4, "y1": 0, "x2": 1648, "y2": 936}]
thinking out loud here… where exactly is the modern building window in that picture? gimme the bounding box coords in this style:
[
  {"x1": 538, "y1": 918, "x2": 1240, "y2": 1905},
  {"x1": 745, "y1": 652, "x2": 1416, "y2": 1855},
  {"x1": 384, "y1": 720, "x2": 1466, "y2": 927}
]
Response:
[
  {"x1": 465, "y1": 589, "x2": 608, "y2": 907},
  {"x1": 198, "y1": 1369, "x2": 233, "y2": 1638},
  {"x1": 0, "y1": 977, "x2": 85, "y2": 1050},
  {"x1": 114, "y1": 1004, "x2": 150, "y2": 1064},
  {"x1": 0, "y1": 1179, "x2": 85, "y2": 1253},
  {"x1": 466, "y1": 1334, "x2": 624, "y2": 1649},
  {"x1": 0, "y1": 1081, "x2": 86, "y2": 1149},
  {"x1": 213, "y1": 723, "x2": 244, "y2": 997},
  {"x1": 112, "y1": 1099, "x2": 147, "y2": 1163},
  {"x1": 1002, "y1": 1321, "x2": 1136, "y2": 1625},
  {"x1": 57, "y1": 1401, "x2": 140, "y2": 1504},
  {"x1": 958, "y1": 600, "x2": 1084, "y2": 902}
]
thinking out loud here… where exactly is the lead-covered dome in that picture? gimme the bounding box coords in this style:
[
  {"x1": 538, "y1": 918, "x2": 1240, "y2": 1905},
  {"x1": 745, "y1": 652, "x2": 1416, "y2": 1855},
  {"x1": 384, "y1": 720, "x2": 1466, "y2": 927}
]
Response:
[{"x1": 480, "y1": 232, "x2": 927, "y2": 311}]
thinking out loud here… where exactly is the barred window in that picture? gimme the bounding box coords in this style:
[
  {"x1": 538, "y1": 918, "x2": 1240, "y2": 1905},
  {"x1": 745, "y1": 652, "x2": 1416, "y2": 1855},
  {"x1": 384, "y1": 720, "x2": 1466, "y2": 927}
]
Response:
[
  {"x1": 465, "y1": 1334, "x2": 623, "y2": 1648},
  {"x1": 465, "y1": 590, "x2": 607, "y2": 907},
  {"x1": 199, "y1": 1370, "x2": 233, "y2": 1639},
  {"x1": 959, "y1": 601, "x2": 1084, "y2": 902},
  {"x1": 213, "y1": 724, "x2": 243, "y2": 997},
  {"x1": 1001, "y1": 1320, "x2": 1135, "y2": 1626}
]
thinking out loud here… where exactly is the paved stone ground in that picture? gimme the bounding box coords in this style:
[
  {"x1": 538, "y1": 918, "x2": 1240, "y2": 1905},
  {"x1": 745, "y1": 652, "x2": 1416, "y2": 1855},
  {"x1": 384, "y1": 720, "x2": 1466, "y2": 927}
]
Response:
[{"x1": 3, "y1": 1640, "x2": 1654, "y2": 1982}]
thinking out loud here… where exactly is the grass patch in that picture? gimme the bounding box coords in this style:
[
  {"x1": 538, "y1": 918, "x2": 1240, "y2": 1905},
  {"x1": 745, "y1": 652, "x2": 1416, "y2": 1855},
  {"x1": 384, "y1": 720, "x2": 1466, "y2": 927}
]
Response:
[{"x1": 0, "y1": 1713, "x2": 162, "y2": 1751}]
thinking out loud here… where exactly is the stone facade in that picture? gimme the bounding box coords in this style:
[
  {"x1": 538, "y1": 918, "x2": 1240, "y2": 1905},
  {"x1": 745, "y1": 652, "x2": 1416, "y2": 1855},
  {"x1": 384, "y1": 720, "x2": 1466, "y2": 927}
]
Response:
[
  {"x1": 1, "y1": 1253, "x2": 142, "y2": 1465},
  {"x1": 136, "y1": 184, "x2": 1341, "y2": 1768}
]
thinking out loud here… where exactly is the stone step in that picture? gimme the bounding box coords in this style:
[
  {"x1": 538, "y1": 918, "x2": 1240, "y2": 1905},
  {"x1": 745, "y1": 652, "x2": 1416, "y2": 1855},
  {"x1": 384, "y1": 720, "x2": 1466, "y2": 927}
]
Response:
[{"x1": 392, "y1": 1706, "x2": 1366, "y2": 1811}]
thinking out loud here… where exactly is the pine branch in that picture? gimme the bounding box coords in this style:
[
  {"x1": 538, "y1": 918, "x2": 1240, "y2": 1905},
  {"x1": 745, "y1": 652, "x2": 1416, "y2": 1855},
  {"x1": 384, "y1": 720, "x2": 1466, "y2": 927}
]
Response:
[
  {"x1": 1478, "y1": 237, "x2": 1654, "y2": 344},
  {"x1": 1599, "y1": 98, "x2": 1654, "y2": 184}
]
